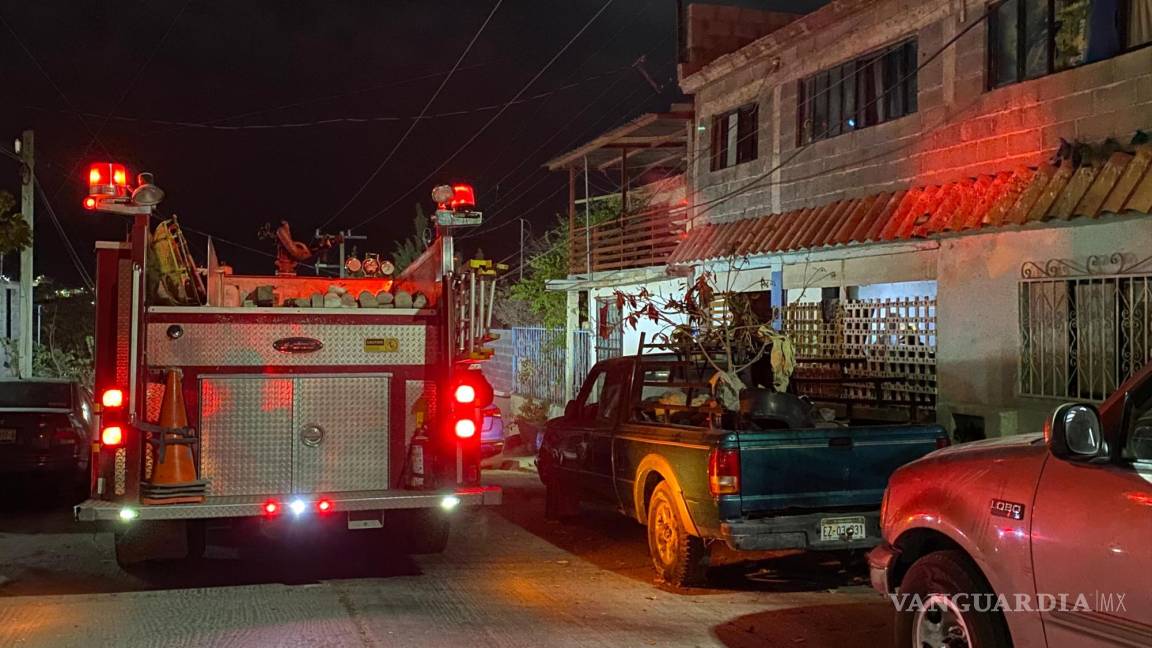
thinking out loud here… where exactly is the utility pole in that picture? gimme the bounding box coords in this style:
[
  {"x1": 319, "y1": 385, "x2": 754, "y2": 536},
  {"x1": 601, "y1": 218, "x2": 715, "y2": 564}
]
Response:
[
  {"x1": 17, "y1": 130, "x2": 34, "y2": 379},
  {"x1": 519, "y1": 218, "x2": 525, "y2": 281}
]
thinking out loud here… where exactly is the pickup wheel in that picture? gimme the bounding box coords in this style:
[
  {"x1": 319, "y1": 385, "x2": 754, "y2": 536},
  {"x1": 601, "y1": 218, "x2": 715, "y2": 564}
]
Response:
[
  {"x1": 895, "y1": 550, "x2": 1012, "y2": 648},
  {"x1": 646, "y1": 481, "x2": 709, "y2": 587},
  {"x1": 541, "y1": 456, "x2": 579, "y2": 520}
]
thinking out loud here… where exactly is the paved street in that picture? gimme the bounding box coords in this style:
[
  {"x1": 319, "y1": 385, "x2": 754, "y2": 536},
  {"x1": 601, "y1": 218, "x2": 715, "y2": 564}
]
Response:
[{"x1": 0, "y1": 471, "x2": 891, "y2": 647}]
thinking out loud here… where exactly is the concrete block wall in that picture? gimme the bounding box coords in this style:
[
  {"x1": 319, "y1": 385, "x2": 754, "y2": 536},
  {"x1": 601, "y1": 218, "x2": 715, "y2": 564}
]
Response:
[
  {"x1": 681, "y1": 3, "x2": 800, "y2": 78},
  {"x1": 683, "y1": 0, "x2": 1152, "y2": 223}
]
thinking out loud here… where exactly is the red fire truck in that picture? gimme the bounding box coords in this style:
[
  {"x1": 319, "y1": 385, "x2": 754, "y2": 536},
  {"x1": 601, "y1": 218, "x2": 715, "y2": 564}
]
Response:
[{"x1": 74, "y1": 163, "x2": 502, "y2": 565}]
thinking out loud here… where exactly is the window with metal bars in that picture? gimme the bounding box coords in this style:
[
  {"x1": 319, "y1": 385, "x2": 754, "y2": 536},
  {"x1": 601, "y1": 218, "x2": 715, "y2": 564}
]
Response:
[
  {"x1": 988, "y1": 0, "x2": 1152, "y2": 89},
  {"x1": 710, "y1": 103, "x2": 759, "y2": 171},
  {"x1": 1019, "y1": 274, "x2": 1152, "y2": 400},
  {"x1": 796, "y1": 39, "x2": 918, "y2": 146}
]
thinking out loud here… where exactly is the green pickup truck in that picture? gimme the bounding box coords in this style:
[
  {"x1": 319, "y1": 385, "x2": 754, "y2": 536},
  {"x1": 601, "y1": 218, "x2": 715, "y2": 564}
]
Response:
[{"x1": 537, "y1": 353, "x2": 949, "y2": 586}]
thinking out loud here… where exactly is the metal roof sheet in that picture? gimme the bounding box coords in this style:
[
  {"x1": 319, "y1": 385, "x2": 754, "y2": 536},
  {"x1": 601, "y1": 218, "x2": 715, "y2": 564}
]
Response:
[{"x1": 668, "y1": 143, "x2": 1152, "y2": 265}]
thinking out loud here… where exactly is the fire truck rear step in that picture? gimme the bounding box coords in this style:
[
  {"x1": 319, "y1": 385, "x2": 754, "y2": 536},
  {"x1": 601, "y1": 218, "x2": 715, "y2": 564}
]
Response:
[{"x1": 74, "y1": 486, "x2": 501, "y2": 521}]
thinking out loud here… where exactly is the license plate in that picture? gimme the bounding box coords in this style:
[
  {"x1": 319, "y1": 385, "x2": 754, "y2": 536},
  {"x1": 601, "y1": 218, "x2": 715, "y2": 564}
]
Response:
[
  {"x1": 0, "y1": 428, "x2": 15, "y2": 443},
  {"x1": 820, "y1": 516, "x2": 867, "y2": 542}
]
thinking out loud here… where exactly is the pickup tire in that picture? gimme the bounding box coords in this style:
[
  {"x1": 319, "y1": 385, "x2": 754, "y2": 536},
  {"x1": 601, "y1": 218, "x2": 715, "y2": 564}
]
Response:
[
  {"x1": 646, "y1": 481, "x2": 709, "y2": 587},
  {"x1": 895, "y1": 550, "x2": 1012, "y2": 648},
  {"x1": 540, "y1": 454, "x2": 579, "y2": 520}
]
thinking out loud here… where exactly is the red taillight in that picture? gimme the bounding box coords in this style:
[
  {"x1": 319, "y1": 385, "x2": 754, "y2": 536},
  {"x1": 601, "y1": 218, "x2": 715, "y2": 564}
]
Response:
[
  {"x1": 83, "y1": 196, "x2": 98, "y2": 210},
  {"x1": 454, "y1": 418, "x2": 477, "y2": 439},
  {"x1": 454, "y1": 384, "x2": 476, "y2": 404},
  {"x1": 935, "y1": 435, "x2": 951, "y2": 449},
  {"x1": 316, "y1": 499, "x2": 332, "y2": 513},
  {"x1": 708, "y1": 448, "x2": 740, "y2": 496},
  {"x1": 101, "y1": 426, "x2": 123, "y2": 446},
  {"x1": 101, "y1": 388, "x2": 124, "y2": 408},
  {"x1": 263, "y1": 500, "x2": 280, "y2": 516}
]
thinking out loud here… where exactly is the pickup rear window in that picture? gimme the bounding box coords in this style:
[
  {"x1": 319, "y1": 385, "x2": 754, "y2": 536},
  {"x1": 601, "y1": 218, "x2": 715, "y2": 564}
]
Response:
[
  {"x1": 0, "y1": 382, "x2": 72, "y2": 409},
  {"x1": 633, "y1": 363, "x2": 718, "y2": 427}
]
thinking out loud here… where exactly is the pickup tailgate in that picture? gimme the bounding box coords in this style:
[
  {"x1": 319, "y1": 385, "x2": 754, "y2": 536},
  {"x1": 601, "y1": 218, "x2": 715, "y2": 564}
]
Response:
[{"x1": 737, "y1": 424, "x2": 945, "y2": 514}]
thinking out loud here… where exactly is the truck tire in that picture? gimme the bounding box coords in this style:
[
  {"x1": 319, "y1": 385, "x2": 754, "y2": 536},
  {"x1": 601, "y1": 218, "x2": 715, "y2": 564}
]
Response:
[
  {"x1": 895, "y1": 550, "x2": 1012, "y2": 648},
  {"x1": 398, "y1": 510, "x2": 450, "y2": 554},
  {"x1": 113, "y1": 520, "x2": 204, "y2": 567},
  {"x1": 540, "y1": 455, "x2": 579, "y2": 520},
  {"x1": 646, "y1": 481, "x2": 709, "y2": 587}
]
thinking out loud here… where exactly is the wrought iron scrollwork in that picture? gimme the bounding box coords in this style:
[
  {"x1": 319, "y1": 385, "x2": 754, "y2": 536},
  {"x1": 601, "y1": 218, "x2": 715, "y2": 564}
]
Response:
[{"x1": 1021, "y1": 254, "x2": 1152, "y2": 279}]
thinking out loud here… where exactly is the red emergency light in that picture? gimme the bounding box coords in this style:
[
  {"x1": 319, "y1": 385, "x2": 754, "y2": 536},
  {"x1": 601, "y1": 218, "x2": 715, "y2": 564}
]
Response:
[
  {"x1": 263, "y1": 500, "x2": 281, "y2": 516},
  {"x1": 101, "y1": 426, "x2": 123, "y2": 446},
  {"x1": 454, "y1": 384, "x2": 476, "y2": 405},
  {"x1": 87, "y1": 162, "x2": 129, "y2": 198},
  {"x1": 101, "y1": 388, "x2": 124, "y2": 409},
  {"x1": 448, "y1": 184, "x2": 476, "y2": 211},
  {"x1": 454, "y1": 418, "x2": 477, "y2": 439}
]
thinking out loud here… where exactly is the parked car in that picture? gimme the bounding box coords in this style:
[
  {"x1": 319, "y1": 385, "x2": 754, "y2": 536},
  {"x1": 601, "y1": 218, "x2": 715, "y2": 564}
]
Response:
[
  {"x1": 537, "y1": 355, "x2": 949, "y2": 586},
  {"x1": 869, "y1": 365, "x2": 1152, "y2": 647},
  {"x1": 0, "y1": 379, "x2": 93, "y2": 490},
  {"x1": 480, "y1": 405, "x2": 504, "y2": 457}
]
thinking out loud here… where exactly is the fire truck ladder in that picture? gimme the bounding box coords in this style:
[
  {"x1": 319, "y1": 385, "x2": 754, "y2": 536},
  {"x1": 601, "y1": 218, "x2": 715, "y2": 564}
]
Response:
[{"x1": 453, "y1": 259, "x2": 506, "y2": 360}]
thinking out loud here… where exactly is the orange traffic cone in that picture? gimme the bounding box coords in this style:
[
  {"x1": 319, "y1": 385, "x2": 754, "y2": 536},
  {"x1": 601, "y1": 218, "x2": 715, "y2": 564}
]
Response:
[{"x1": 142, "y1": 369, "x2": 206, "y2": 504}]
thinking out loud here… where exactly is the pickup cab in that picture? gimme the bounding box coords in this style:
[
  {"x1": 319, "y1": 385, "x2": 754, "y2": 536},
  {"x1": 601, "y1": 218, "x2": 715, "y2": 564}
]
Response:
[
  {"x1": 537, "y1": 354, "x2": 949, "y2": 586},
  {"x1": 869, "y1": 365, "x2": 1152, "y2": 647}
]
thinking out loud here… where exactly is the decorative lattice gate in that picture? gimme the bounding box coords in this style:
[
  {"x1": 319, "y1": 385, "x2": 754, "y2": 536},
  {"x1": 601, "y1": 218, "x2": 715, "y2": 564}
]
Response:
[{"x1": 783, "y1": 297, "x2": 937, "y2": 413}]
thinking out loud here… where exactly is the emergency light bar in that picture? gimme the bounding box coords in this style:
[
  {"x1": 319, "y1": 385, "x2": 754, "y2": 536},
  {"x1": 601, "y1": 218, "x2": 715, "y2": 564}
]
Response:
[
  {"x1": 432, "y1": 182, "x2": 482, "y2": 227},
  {"x1": 87, "y1": 162, "x2": 128, "y2": 197},
  {"x1": 82, "y1": 162, "x2": 163, "y2": 215}
]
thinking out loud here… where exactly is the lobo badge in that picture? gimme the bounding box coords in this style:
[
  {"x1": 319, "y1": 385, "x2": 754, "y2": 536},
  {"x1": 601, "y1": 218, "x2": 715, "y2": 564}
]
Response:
[{"x1": 990, "y1": 499, "x2": 1025, "y2": 520}]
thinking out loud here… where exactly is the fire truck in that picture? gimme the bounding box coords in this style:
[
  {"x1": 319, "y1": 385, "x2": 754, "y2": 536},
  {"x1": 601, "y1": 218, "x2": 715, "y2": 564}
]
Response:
[{"x1": 74, "y1": 163, "x2": 502, "y2": 565}]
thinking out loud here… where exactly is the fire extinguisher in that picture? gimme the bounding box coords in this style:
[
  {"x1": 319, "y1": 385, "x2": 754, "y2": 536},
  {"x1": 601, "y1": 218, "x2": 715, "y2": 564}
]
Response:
[{"x1": 406, "y1": 426, "x2": 429, "y2": 489}]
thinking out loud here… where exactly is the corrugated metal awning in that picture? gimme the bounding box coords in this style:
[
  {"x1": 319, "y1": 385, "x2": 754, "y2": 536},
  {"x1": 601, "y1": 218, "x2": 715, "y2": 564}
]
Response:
[{"x1": 670, "y1": 143, "x2": 1152, "y2": 265}]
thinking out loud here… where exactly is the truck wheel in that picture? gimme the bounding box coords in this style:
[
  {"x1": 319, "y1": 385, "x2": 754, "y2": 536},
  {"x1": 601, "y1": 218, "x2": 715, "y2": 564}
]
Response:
[
  {"x1": 114, "y1": 520, "x2": 204, "y2": 567},
  {"x1": 398, "y1": 510, "x2": 450, "y2": 554},
  {"x1": 544, "y1": 480, "x2": 580, "y2": 520},
  {"x1": 895, "y1": 550, "x2": 1011, "y2": 648},
  {"x1": 646, "y1": 481, "x2": 709, "y2": 587}
]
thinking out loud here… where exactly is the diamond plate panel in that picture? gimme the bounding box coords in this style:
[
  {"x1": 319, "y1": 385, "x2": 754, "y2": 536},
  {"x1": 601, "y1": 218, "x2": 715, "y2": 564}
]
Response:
[
  {"x1": 293, "y1": 375, "x2": 390, "y2": 493},
  {"x1": 148, "y1": 322, "x2": 433, "y2": 367},
  {"x1": 199, "y1": 377, "x2": 294, "y2": 496}
]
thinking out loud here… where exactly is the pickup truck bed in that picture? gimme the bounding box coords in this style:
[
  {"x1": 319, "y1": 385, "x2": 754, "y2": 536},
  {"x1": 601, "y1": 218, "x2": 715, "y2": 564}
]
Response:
[{"x1": 539, "y1": 354, "x2": 947, "y2": 586}]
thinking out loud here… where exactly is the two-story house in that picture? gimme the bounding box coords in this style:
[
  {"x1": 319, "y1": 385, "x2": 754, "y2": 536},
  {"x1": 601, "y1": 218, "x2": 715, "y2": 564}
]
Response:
[{"x1": 671, "y1": 0, "x2": 1152, "y2": 437}]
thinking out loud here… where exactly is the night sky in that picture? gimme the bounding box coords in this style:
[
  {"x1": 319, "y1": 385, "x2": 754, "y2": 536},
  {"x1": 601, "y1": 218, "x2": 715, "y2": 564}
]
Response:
[{"x1": 0, "y1": 0, "x2": 684, "y2": 283}]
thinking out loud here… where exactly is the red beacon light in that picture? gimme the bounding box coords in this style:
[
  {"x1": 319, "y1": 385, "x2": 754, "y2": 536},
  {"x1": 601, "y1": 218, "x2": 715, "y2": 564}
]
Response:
[
  {"x1": 449, "y1": 183, "x2": 476, "y2": 211},
  {"x1": 87, "y1": 162, "x2": 129, "y2": 198}
]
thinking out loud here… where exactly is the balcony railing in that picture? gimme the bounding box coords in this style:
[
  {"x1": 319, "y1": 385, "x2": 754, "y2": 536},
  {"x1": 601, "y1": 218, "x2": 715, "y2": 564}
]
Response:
[{"x1": 569, "y1": 205, "x2": 687, "y2": 275}]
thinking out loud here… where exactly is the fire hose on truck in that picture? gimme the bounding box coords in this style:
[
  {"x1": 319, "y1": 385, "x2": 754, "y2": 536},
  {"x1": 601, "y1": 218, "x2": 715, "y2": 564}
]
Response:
[{"x1": 75, "y1": 163, "x2": 504, "y2": 565}]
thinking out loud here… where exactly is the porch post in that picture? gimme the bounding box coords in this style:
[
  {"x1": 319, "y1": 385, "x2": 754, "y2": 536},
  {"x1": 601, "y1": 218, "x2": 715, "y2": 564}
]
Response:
[{"x1": 564, "y1": 289, "x2": 580, "y2": 403}]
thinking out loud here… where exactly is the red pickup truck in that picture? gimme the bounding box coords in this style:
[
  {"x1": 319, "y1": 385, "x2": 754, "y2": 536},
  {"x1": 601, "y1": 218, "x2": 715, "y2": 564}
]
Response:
[{"x1": 870, "y1": 365, "x2": 1152, "y2": 647}]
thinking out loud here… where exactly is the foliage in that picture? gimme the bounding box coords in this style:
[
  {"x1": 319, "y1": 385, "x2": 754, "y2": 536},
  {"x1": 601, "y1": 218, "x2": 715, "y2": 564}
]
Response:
[
  {"x1": 507, "y1": 196, "x2": 622, "y2": 327},
  {"x1": 0, "y1": 191, "x2": 32, "y2": 256},
  {"x1": 0, "y1": 281, "x2": 95, "y2": 385},
  {"x1": 490, "y1": 283, "x2": 536, "y2": 328},
  {"x1": 613, "y1": 261, "x2": 795, "y2": 409},
  {"x1": 392, "y1": 203, "x2": 430, "y2": 275}
]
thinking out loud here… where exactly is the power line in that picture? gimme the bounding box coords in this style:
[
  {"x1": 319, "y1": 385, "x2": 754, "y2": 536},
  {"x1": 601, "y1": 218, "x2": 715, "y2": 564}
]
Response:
[
  {"x1": 319, "y1": 0, "x2": 505, "y2": 230},
  {"x1": 345, "y1": 0, "x2": 618, "y2": 233},
  {"x1": 474, "y1": 0, "x2": 657, "y2": 184},
  {"x1": 138, "y1": 61, "x2": 494, "y2": 137},
  {"x1": 0, "y1": 10, "x2": 111, "y2": 158},
  {"x1": 32, "y1": 177, "x2": 94, "y2": 290},
  {"x1": 24, "y1": 66, "x2": 629, "y2": 133}
]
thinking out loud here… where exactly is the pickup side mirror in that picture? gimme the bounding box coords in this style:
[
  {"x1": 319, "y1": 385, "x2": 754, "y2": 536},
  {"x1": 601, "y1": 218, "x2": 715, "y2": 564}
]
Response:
[
  {"x1": 1047, "y1": 403, "x2": 1106, "y2": 461},
  {"x1": 564, "y1": 399, "x2": 578, "y2": 420}
]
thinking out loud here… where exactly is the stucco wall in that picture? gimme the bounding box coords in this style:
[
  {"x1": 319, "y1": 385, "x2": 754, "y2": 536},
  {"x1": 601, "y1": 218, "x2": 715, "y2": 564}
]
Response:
[{"x1": 935, "y1": 216, "x2": 1152, "y2": 437}]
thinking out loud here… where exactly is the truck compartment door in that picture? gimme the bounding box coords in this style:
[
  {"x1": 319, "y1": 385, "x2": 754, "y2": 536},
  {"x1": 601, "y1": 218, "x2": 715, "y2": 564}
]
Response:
[
  {"x1": 291, "y1": 375, "x2": 390, "y2": 493},
  {"x1": 199, "y1": 376, "x2": 294, "y2": 497}
]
